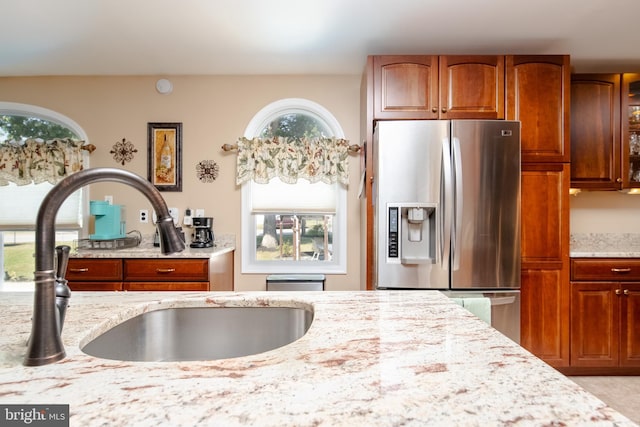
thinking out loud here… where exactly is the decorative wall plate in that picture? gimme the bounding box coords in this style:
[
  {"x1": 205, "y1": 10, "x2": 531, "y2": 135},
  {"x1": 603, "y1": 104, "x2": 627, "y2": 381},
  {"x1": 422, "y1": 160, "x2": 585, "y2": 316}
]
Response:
[
  {"x1": 196, "y1": 160, "x2": 219, "y2": 183},
  {"x1": 110, "y1": 138, "x2": 138, "y2": 165}
]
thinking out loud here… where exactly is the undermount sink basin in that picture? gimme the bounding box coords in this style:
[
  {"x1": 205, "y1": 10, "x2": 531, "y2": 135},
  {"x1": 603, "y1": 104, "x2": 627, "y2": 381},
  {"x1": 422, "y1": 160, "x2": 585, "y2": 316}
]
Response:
[{"x1": 81, "y1": 306, "x2": 313, "y2": 362}]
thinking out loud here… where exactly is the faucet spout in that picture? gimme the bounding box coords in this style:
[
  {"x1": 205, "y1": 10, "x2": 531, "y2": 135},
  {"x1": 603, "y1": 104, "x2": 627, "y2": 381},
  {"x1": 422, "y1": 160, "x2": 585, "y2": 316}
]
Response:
[{"x1": 24, "y1": 168, "x2": 185, "y2": 366}]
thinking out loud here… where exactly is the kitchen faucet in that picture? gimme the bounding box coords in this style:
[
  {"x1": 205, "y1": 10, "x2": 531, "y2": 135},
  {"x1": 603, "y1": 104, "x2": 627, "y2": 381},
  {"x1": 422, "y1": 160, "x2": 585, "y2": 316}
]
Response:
[{"x1": 24, "y1": 168, "x2": 186, "y2": 366}]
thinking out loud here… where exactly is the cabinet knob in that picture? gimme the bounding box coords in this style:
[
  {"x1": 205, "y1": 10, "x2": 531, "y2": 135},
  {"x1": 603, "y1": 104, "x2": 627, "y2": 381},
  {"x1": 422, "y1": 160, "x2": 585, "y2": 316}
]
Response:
[
  {"x1": 616, "y1": 289, "x2": 622, "y2": 295},
  {"x1": 432, "y1": 107, "x2": 438, "y2": 113},
  {"x1": 441, "y1": 108, "x2": 447, "y2": 113},
  {"x1": 617, "y1": 177, "x2": 623, "y2": 183},
  {"x1": 624, "y1": 289, "x2": 630, "y2": 296}
]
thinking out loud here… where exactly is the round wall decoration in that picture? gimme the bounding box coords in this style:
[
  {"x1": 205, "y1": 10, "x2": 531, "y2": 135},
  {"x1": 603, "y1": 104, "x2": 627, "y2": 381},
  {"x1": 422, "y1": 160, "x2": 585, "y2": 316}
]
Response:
[
  {"x1": 110, "y1": 138, "x2": 138, "y2": 165},
  {"x1": 196, "y1": 160, "x2": 219, "y2": 183}
]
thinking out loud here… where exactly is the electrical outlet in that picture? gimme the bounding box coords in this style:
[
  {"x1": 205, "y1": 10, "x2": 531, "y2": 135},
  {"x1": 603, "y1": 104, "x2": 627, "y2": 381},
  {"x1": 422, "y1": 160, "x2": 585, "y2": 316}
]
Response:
[
  {"x1": 195, "y1": 209, "x2": 205, "y2": 217},
  {"x1": 168, "y1": 207, "x2": 179, "y2": 225},
  {"x1": 139, "y1": 209, "x2": 149, "y2": 223},
  {"x1": 104, "y1": 195, "x2": 113, "y2": 204}
]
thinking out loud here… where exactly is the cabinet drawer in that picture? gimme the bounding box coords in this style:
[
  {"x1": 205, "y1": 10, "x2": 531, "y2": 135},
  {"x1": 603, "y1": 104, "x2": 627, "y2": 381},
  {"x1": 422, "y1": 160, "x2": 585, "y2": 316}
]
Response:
[
  {"x1": 66, "y1": 259, "x2": 123, "y2": 281},
  {"x1": 123, "y1": 259, "x2": 208, "y2": 281},
  {"x1": 571, "y1": 259, "x2": 640, "y2": 281}
]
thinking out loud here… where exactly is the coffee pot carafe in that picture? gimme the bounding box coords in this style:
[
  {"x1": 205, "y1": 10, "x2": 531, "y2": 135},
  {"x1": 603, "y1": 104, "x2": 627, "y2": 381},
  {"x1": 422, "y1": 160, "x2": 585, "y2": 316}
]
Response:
[{"x1": 190, "y1": 217, "x2": 214, "y2": 248}]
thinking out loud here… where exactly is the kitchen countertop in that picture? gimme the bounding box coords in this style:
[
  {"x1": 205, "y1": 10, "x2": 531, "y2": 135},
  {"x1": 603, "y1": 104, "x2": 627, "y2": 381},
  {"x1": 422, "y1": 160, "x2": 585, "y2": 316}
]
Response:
[
  {"x1": 571, "y1": 233, "x2": 640, "y2": 258},
  {"x1": 0, "y1": 290, "x2": 635, "y2": 426},
  {"x1": 70, "y1": 233, "x2": 235, "y2": 259}
]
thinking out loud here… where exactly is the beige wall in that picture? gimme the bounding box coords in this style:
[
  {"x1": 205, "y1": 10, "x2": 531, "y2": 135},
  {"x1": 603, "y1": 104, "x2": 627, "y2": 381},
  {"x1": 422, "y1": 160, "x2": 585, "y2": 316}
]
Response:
[
  {"x1": 0, "y1": 75, "x2": 363, "y2": 291},
  {"x1": 570, "y1": 191, "x2": 640, "y2": 234}
]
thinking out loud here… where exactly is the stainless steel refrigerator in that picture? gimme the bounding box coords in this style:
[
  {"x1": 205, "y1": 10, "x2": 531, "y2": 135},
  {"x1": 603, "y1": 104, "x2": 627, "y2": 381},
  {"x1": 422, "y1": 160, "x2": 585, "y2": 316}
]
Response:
[{"x1": 374, "y1": 120, "x2": 521, "y2": 343}]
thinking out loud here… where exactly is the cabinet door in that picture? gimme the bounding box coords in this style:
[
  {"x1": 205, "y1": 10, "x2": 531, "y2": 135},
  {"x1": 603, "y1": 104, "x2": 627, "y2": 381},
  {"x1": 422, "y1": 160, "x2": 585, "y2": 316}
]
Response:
[
  {"x1": 570, "y1": 74, "x2": 621, "y2": 189},
  {"x1": 520, "y1": 163, "x2": 570, "y2": 367},
  {"x1": 570, "y1": 281, "x2": 619, "y2": 367},
  {"x1": 506, "y1": 55, "x2": 570, "y2": 163},
  {"x1": 372, "y1": 55, "x2": 438, "y2": 119},
  {"x1": 620, "y1": 283, "x2": 640, "y2": 367},
  {"x1": 622, "y1": 73, "x2": 640, "y2": 189},
  {"x1": 521, "y1": 268, "x2": 569, "y2": 367},
  {"x1": 124, "y1": 282, "x2": 209, "y2": 291},
  {"x1": 439, "y1": 55, "x2": 504, "y2": 119}
]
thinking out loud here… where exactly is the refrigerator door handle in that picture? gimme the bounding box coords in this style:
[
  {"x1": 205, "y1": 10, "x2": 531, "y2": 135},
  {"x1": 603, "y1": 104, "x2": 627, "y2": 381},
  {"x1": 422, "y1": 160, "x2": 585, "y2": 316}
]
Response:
[
  {"x1": 452, "y1": 136, "x2": 463, "y2": 270},
  {"x1": 441, "y1": 137, "x2": 453, "y2": 270}
]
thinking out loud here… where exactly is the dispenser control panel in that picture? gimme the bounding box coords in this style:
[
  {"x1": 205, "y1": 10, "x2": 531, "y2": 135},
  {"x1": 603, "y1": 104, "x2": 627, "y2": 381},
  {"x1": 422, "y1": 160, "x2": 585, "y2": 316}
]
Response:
[{"x1": 388, "y1": 207, "x2": 399, "y2": 258}]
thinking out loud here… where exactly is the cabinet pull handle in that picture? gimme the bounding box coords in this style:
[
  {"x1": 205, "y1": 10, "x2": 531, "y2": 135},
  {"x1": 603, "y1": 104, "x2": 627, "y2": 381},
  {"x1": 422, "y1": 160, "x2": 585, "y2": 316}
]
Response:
[
  {"x1": 156, "y1": 268, "x2": 176, "y2": 274},
  {"x1": 611, "y1": 268, "x2": 632, "y2": 273},
  {"x1": 69, "y1": 268, "x2": 89, "y2": 273}
]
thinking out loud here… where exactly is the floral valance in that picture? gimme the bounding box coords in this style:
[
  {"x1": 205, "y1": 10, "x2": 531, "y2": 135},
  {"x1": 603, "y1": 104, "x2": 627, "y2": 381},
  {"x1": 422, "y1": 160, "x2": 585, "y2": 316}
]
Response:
[
  {"x1": 235, "y1": 136, "x2": 350, "y2": 186},
  {"x1": 0, "y1": 138, "x2": 86, "y2": 186}
]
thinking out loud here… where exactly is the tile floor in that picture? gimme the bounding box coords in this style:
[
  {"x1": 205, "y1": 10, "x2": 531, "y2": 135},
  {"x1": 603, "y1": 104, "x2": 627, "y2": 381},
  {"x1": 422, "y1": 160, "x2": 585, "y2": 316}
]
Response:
[{"x1": 570, "y1": 376, "x2": 640, "y2": 424}]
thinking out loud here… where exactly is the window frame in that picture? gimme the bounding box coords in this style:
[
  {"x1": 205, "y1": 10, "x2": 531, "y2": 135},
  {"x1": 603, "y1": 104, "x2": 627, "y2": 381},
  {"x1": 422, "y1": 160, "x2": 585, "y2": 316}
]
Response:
[
  {"x1": 0, "y1": 102, "x2": 89, "y2": 288},
  {"x1": 241, "y1": 98, "x2": 347, "y2": 274}
]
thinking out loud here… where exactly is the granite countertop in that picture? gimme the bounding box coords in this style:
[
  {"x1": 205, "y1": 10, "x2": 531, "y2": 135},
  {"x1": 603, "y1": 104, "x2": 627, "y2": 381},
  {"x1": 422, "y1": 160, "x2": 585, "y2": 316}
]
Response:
[
  {"x1": 0, "y1": 291, "x2": 635, "y2": 426},
  {"x1": 571, "y1": 233, "x2": 640, "y2": 258},
  {"x1": 70, "y1": 233, "x2": 235, "y2": 259}
]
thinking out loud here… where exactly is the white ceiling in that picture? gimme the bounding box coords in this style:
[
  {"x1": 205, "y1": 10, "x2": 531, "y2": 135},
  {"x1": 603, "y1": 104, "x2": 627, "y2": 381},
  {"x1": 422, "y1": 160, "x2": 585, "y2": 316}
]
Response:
[{"x1": 2, "y1": 0, "x2": 639, "y2": 76}]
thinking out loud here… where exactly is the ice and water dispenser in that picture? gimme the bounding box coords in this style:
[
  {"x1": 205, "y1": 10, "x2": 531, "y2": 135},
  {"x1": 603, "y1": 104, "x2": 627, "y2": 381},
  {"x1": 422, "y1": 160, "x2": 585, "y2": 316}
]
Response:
[{"x1": 386, "y1": 203, "x2": 437, "y2": 265}]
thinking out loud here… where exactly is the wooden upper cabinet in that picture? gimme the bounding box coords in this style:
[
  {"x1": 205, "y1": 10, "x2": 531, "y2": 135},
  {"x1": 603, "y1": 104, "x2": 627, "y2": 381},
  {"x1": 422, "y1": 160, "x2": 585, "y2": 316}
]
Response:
[
  {"x1": 570, "y1": 74, "x2": 621, "y2": 189},
  {"x1": 372, "y1": 55, "x2": 504, "y2": 120},
  {"x1": 439, "y1": 55, "x2": 504, "y2": 119},
  {"x1": 506, "y1": 55, "x2": 570, "y2": 163}
]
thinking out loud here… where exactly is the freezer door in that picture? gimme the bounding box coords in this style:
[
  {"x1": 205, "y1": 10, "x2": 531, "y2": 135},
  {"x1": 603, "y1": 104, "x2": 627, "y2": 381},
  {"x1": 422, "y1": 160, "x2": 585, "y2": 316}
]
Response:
[
  {"x1": 374, "y1": 120, "x2": 450, "y2": 289},
  {"x1": 450, "y1": 120, "x2": 521, "y2": 289}
]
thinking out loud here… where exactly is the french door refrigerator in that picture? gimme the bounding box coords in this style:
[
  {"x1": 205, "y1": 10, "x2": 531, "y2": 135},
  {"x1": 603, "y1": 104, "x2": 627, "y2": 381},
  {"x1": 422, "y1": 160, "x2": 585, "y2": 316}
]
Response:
[{"x1": 373, "y1": 120, "x2": 521, "y2": 343}]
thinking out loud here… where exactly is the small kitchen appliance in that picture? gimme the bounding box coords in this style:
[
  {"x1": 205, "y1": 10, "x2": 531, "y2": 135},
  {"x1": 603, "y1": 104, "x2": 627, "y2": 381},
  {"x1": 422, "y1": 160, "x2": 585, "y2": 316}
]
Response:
[
  {"x1": 89, "y1": 200, "x2": 126, "y2": 240},
  {"x1": 190, "y1": 217, "x2": 214, "y2": 248}
]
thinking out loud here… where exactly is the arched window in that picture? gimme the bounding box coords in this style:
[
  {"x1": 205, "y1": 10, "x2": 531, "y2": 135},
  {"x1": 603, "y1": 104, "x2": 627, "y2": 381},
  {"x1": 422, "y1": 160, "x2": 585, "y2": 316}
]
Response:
[
  {"x1": 241, "y1": 98, "x2": 347, "y2": 274},
  {"x1": 0, "y1": 102, "x2": 89, "y2": 290}
]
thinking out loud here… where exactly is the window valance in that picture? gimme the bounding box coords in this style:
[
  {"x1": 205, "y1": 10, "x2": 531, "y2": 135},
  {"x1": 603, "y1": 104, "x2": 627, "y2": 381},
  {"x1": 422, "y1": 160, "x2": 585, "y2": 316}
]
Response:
[
  {"x1": 235, "y1": 136, "x2": 350, "y2": 186},
  {"x1": 0, "y1": 138, "x2": 90, "y2": 186}
]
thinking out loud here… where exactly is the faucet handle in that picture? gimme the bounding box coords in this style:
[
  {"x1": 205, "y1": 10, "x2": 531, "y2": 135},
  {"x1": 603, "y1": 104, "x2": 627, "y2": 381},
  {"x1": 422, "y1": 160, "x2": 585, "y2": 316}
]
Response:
[{"x1": 55, "y1": 245, "x2": 71, "y2": 280}]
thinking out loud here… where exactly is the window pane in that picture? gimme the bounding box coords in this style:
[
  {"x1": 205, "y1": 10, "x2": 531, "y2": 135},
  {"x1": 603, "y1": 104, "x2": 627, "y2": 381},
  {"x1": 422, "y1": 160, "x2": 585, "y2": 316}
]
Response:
[
  {"x1": 1, "y1": 230, "x2": 78, "y2": 290},
  {"x1": 255, "y1": 214, "x2": 333, "y2": 262}
]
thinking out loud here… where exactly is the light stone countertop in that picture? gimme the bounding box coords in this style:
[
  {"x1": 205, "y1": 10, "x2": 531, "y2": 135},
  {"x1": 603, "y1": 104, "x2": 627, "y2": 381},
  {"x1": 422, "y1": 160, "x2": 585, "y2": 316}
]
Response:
[
  {"x1": 70, "y1": 234, "x2": 235, "y2": 259},
  {"x1": 571, "y1": 233, "x2": 640, "y2": 258},
  {"x1": 1, "y1": 290, "x2": 636, "y2": 426}
]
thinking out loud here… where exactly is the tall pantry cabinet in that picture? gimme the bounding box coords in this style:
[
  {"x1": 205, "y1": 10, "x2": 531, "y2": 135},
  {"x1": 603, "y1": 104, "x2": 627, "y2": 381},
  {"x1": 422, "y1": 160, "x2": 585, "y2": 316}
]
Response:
[
  {"x1": 506, "y1": 55, "x2": 571, "y2": 368},
  {"x1": 361, "y1": 54, "x2": 571, "y2": 368}
]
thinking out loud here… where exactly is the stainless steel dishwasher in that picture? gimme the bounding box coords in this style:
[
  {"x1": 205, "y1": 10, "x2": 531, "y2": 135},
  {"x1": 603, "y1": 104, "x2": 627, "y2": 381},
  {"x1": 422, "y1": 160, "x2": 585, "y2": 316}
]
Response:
[{"x1": 266, "y1": 274, "x2": 325, "y2": 291}]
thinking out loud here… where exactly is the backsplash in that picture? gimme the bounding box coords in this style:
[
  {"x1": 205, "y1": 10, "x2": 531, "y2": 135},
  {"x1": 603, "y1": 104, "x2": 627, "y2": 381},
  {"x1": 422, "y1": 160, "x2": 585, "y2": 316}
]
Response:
[{"x1": 571, "y1": 233, "x2": 640, "y2": 257}]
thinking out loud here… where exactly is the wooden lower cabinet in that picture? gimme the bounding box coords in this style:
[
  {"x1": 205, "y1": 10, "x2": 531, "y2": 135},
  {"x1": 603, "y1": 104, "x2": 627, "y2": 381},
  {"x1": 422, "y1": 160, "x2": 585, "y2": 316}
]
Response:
[
  {"x1": 521, "y1": 268, "x2": 569, "y2": 367},
  {"x1": 66, "y1": 259, "x2": 124, "y2": 291},
  {"x1": 519, "y1": 163, "x2": 571, "y2": 368},
  {"x1": 67, "y1": 254, "x2": 234, "y2": 291},
  {"x1": 569, "y1": 258, "x2": 640, "y2": 372}
]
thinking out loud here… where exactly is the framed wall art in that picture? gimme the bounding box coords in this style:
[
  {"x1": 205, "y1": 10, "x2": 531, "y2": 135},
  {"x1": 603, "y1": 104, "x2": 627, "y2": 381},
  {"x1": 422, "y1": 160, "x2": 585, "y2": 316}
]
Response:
[{"x1": 147, "y1": 122, "x2": 182, "y2": 191}]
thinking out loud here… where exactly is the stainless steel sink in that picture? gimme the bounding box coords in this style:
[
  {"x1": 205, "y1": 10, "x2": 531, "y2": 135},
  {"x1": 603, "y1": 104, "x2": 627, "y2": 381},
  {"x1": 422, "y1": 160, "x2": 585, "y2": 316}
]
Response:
[{"x1": 81, "y1": 306, "x2": 313, "y2": 362}]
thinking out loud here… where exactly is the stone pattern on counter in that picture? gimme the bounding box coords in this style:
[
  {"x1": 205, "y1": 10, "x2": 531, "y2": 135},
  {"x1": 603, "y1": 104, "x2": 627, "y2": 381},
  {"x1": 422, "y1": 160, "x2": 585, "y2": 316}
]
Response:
[
  {"x1": 571, "y1": 233, "x2": 640, "y2": 258},
  {"x1": 70, "y1": 233, "x2": 235, "y2": 258},
  {"x1": 0, "y1": 291, "x2": 635, "y2": 426}
]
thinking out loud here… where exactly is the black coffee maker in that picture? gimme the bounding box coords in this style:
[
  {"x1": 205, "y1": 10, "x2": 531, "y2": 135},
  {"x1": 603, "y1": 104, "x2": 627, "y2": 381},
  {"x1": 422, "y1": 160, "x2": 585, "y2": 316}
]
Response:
[{"x1": 190, "y1": 217, "x2": 214, "y2": 248}]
